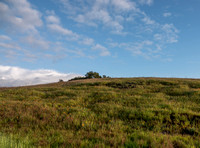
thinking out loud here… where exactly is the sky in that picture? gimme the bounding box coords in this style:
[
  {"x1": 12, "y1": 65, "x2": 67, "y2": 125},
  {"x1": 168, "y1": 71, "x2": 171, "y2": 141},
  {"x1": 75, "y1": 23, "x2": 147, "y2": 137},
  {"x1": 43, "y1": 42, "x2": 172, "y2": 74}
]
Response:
[{"x1": 0, "y1": 0, "x2": 200, "y2": 86}]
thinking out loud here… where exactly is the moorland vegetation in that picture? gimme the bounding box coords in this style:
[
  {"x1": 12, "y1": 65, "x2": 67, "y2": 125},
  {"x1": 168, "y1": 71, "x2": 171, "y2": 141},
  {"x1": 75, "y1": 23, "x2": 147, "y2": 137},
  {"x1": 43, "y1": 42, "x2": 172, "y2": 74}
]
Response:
[{"x1": 0, "y1": 77, "x2": 200, "y2": 147}]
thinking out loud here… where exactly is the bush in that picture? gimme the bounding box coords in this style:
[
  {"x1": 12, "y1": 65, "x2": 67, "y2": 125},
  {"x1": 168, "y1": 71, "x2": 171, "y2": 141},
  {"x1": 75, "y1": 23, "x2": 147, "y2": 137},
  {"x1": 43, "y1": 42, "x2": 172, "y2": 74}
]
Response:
[
  {"x1": 68, "y1": 77, "x2": 86, "y2": 81},
  {"x1": 69, "y1": 71, "x2": 110, "y2": 81},
  {"x1": 85, "y1": 71, "x2": 101, "y2": 78}
]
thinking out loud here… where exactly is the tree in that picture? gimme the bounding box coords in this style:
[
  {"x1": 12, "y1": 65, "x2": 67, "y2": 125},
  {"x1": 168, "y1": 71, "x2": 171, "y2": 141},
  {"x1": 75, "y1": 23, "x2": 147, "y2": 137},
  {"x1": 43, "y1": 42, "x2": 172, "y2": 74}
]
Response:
[
  {"x1": 102, "y1": 75, "x2": 111, "y2": 78},
  {"x1": 59, "y1": 79, "x2": 64, "y2": 82},
  {"x1": 85, "y1": 71, "x2": 102, "y2": 79}
]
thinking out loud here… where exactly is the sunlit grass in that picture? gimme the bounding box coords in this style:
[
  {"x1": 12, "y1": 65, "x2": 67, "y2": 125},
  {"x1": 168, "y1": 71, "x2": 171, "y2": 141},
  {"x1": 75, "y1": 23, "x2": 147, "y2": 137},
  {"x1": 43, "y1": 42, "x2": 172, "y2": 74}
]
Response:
[
  {"x1": 0, "y1": 78, "x2": 200, "y2": 147},
  {"x1": 0, "y1": 133, "x2": 33, "y2": 148}
]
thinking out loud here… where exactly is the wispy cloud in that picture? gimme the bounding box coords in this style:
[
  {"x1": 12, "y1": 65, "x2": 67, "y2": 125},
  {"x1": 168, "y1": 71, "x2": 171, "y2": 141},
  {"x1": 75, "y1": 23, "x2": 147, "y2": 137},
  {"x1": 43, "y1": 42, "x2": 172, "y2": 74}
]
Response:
[
  {"x1": 111, "y1": 0, "x2": 136, "y2": 11},
  {"x1": 0, "y1": 41, "x2": 21, "y2": 50},
  {"x1": 138, "y1": 0, "x2": 154, "y2": 6},
  {"x1": 163, "y1": 12, "x2": 172, "y2": 17},
  {"x1": 46, "y1": 14, "x2": 60, "y2": 24},
  {"x1": 58, "y1": 0, "x2": 179, "y2": 59},
  {"x1": 0, "y1": 0, "x2": 111, "y2": 64},
  {"x1": 0, "y1": 0, "x2": 179, "y2": 62},
  {"x1": 74, "y1": 8, "x2": 124, "y2": 34},
  {"x1": 0, "y1": 0, "x2": 52, "y2": 62},
  {"x1": 46, "y1": 12, "x2": 79, "y2": 40},
  {"x1": 111, "y1": 40, "x2": 156, "y2": 58},
  {"x1": 0, "y1": 35, "x2": 11, "y2": 41},
  {"x1": 80, "y1": 38, "x2": 94, "y2": 46},
  {"x1": 59, "y1": 0, "x2": 138, "y2": 34},
  {"x1": 0, "y1": 42, "x2": 17, "y2": 49},
  {"x1": 0, "y1": 65, "x2": 81, "y2": 87},
  {"x1": 142, "y1": 15, "x2": 155, "y2": 25},
  {"x1": 23, "y1": 36, "x2": 50, "y2": 50},
  {"x1": 153, "y1": 24, "x2": 179, "y2": 44},
  {"x1": 48, "y1": 23, "x2": 80, "y2": 40},
  {"x1": 0, "y1": 0, "x2": 42, "y2": 34},
  {"x1": 46, "y1": 11, "x2": 111, "y2": 57},
  {"x1": 92, "y1": 44, "x2": 110, "y2": 56},
  {"x1": 161, "y1": 24, "x2": 179, "y2": 43}
]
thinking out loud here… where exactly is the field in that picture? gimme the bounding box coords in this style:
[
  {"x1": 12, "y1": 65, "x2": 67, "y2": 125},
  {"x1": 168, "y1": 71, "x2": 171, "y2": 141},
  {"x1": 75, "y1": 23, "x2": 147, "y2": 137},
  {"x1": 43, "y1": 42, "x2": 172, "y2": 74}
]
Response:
[{"x1": 0, "y1": 78, "x2": 200, "y2": 147}]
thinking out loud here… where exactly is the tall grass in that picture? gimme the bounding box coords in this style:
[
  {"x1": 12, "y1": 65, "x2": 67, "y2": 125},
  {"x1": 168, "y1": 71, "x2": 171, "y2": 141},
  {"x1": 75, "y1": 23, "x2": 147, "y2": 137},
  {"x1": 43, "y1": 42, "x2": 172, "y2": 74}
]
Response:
[{"x1": 0, "y1": 133, "x2": 33, "y2": 148}]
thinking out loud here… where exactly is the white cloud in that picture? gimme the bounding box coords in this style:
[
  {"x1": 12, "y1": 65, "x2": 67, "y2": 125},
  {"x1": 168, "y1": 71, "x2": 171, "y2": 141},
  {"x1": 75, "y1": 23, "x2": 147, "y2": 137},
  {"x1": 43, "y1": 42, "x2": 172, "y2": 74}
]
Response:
[
  {"x1": 163, "y1": 12, "x2": 172, "y2": 17},
  {"x1": 0, "y1": 35, "x2": 11, "y2": 41},
  {"x1": 80, "y1": 38, "x2": 94, "y2": 46},
  {"x1": 58, "y1": 0, "x2": 156, "y2": 35},
  {"x1": 60, "y1": 0, "x2": 132, "y2": 34},
  {"x1": 58, "y1": 0, "x2": 178, "y2": 59},
  {"x1": 142, "y1": 16, "x2": 155, "y2": 25},
  {"x1": 138, "y1": 0, "x2": 154, "y2": 5},
  {"x1": 23, "y1": 36, "x2": 50, "y2": 50},
  {"x1": 46, "y1": 12, "x2": 110, "y2": 57},
  {"x1": 64, "y1": 49, "x2": 85, "y2": 57},
  {"x1": 0, "y1": 42, "x2": 16, "y2": 49},
  {"x1": 46, "y1": 15, "x2": 60, "y2": 24},
  {"x1": 111, "y1": 0, "x2": 136, "y2": 11},
  {"x1": 153, "y1": 24, "x2": 178, "y2": 45},
  {"x1": 0, "y1": 0, "x2": 50, "y2": 60},
  {"x1": 0, "y1": 39, "x2": 30, "y2": 61},
  {"x1": 162, "y1": 24, "x2": 179, "y2": 43},
  {"x1": 154, "y1": 34, "x2": 163, "y2": 41},
  {"x1": 47, "y1": 24, "x2": 79, "y2": 40},
  {"x1": 75, "y1": 8, "x2": 124, "y2": 34},
  {"x1": 46, "y1": 13, "x2": 80, "y2": 40},
  {"x1": 0, "y1": 0, "x2": 178, "y2": 62},
  {"x1": 0, "y1": 0, "x2": 42, "y2": 33},
  {"x1": 123, "y1": 40, "x2": 153, "y2": 56},
  {"x1": 0, "y1": 65, "x2": 81, "y2": 87},
  {"x1": 107, "y1": 39, "x2": 164, "y2": 58},
  {"x1": 92, "y1": 44, "x2": 110, "y2": 56},
  {"x1": 0, "y1": 42, "x2": 21, "y2": 50}
]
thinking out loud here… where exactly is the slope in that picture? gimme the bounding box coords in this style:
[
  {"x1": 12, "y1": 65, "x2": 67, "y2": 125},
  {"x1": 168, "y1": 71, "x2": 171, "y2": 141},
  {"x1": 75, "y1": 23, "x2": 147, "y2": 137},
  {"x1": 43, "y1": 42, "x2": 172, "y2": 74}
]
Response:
[{"x1": 0, "y1": 78, "x2": 200, "y2": 147}]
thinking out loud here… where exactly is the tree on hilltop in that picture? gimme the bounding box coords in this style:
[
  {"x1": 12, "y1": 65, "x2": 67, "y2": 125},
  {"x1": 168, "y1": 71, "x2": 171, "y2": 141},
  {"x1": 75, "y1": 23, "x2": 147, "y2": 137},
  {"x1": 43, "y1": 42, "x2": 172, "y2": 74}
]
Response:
[
  {"x1": 69, "y1": 71, "x2": 110, "y2": 81},
  {"x1": 85, "y1": 71, "x2": 102, "y2": 78}
]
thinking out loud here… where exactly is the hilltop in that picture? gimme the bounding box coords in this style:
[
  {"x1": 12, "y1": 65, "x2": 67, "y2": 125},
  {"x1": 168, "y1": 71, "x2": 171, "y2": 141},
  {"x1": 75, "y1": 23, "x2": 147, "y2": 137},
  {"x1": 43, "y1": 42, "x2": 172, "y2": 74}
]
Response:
[{"x1": 0, "y1": 77, "x2": 200, "y2": 147}]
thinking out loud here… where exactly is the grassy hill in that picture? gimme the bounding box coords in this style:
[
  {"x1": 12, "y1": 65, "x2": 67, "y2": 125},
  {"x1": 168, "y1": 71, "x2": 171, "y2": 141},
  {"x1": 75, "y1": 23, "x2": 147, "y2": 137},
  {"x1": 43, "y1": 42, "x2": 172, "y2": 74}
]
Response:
[{"x1": 0, "y1": 78, "x2": 200, "y2": 147}]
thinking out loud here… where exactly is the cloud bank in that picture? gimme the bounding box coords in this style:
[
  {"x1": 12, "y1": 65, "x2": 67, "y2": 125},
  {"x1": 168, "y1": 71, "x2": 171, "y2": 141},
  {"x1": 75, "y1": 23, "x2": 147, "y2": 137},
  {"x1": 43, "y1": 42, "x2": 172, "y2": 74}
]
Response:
[{"x1": 0, "y1": 65, "x2": 81, "y2": 87}]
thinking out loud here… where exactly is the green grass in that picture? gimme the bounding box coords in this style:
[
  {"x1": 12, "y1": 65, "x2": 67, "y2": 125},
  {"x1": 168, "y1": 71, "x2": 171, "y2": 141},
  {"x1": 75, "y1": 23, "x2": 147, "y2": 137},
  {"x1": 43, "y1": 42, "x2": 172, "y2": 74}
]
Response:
[
  {"x1": 0, "y1": 78, "x2": 200, "y2": 147},
  {"x1": 0, "y1": 133, "x2": 32, "y2": 148}
]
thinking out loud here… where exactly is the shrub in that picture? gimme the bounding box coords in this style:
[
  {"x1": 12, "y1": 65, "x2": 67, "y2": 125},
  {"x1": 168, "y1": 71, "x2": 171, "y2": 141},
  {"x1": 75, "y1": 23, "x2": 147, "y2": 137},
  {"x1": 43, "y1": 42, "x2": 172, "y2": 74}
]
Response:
[{"x1": 85, "y1": 71, "x2": 102, "y2": 78}]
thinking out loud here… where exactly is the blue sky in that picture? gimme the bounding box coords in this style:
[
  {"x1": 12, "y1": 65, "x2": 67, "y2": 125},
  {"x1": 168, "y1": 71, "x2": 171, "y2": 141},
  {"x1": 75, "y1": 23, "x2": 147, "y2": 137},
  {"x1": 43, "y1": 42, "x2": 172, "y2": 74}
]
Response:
[{"x1": 0, "y1": 0, "x2": 200, "y2": 86}]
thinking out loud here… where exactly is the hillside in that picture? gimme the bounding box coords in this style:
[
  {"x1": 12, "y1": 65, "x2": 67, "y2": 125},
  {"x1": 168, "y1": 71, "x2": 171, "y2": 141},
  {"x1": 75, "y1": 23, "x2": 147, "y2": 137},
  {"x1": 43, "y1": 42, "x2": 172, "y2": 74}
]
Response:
[{"x1": 0, "y1": 78, "x2": 200, "y2": 147}]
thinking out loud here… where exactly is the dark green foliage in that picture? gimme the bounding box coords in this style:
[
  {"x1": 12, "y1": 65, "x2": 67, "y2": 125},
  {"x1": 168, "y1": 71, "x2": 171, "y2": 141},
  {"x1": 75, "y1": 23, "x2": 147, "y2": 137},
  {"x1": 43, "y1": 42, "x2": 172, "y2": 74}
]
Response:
[
  {"x1": 85, "y1": 71, "x2": 102, "y2": 78},
  {"x1": 188, "y1": 82, "x2": 200, "y2": 88},
  {"x1": 105, "y1": 81, "x2": 136, "y2": 89},
  {"x1": 69, "y1": 71, "x2": 110, "y2": 81},
  {"x1": 0, "y1": 78, "x2": 200, "y2": 147},
  {"x1": 102, "y1": 75, "x2": 111, "y2": 78},
  {"x1": 68, "y1": 76, "x2": 87, "y2": 81},
  {"x1": 59, "y1": 79, "x2": 64, "y2": 82}
]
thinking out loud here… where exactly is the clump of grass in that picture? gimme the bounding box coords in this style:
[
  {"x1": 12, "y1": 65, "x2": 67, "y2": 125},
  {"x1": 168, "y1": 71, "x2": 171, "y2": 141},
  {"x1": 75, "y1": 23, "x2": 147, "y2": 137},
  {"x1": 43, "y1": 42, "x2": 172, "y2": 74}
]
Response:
[{"x1": 0, "y1": 133, "x2": 33, "y2": 148}]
